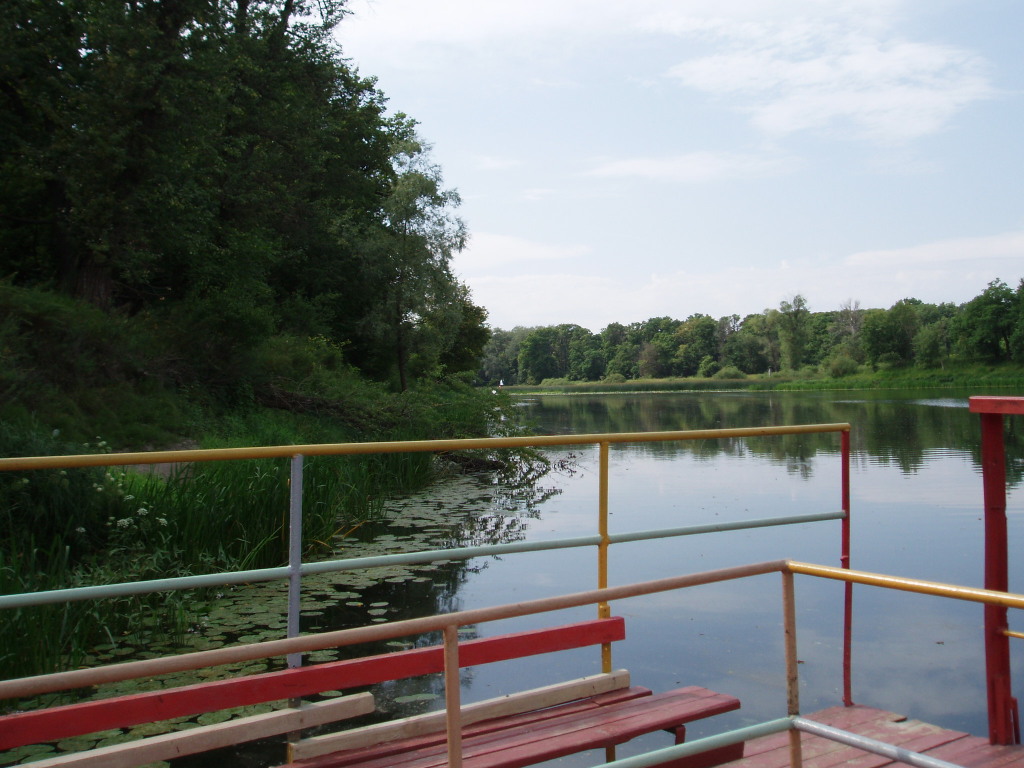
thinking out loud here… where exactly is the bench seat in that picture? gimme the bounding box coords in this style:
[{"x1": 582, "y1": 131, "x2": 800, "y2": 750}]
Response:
[{"x1": 281, "y1": 684, "x2": 743, "y2": 768}]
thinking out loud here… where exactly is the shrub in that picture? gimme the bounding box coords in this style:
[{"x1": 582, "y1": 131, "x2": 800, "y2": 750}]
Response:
[
  {"x1": 827, "y1": 354, "x2": 860, "y2": 378},
  {"x1": 713, "y1": 365, "x2": 746, "y2": 380}
]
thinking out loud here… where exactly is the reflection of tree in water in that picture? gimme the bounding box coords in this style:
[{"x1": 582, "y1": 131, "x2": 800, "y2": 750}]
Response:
[{"x1": 525, "y1": 391, "x2": 1024, "y2": 488}]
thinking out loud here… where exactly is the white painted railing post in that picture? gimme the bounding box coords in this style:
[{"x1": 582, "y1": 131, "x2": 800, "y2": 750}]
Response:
[{"x1": 287, "y1": 454, "x2": 304, "y2": 669}]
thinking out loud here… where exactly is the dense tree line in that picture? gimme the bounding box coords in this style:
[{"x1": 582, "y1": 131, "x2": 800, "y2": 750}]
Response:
[
  {"x1": 481, "y1": 279, "x2": 1024, "y2": 385},
  {"x1": 1, "y1": 0, "x2": 488, "y2": 392}
]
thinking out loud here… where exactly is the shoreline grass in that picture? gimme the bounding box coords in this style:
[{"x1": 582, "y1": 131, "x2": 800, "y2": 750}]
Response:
[{"x1": 499, "y1": 363, "x2": 1024, "y2": 396}]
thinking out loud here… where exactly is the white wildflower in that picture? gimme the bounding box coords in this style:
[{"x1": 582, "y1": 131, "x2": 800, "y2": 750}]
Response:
[{"x1": 156, "y1": 517, "x2": 168, "y2": 526}]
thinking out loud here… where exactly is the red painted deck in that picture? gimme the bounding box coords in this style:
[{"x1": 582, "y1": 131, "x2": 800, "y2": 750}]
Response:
[{"x1": 725, "y1": 706, "x2": 1024, "y2": 768}]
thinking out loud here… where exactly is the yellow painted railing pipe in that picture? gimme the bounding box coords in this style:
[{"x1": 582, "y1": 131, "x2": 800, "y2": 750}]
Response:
[
  {"x1": 0, "y1": 424, "x2": 851, "y2": 472},
  {"x1": 787, "y1": 561, "x2": 1024, "y2": 609}
]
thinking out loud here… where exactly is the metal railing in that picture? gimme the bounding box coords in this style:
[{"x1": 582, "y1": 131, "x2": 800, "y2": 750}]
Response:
[
  {"x1": 1, "y1": 423, "x2": 855, "y2": 765},
  {"x1": 0, "y1": 424, "x2": 852, "y2": 673},
  {"x1": 1, "y1": 560, "x2": 1021, "y2": 768},
  {"x1": 2, "y1": 419, "x2": 1022, "y2": 765}
]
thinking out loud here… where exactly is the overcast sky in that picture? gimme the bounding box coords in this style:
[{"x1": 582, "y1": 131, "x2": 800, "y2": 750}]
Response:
[{"x1": 337, "y1": 0, "x2": 1023, "y2": 332}]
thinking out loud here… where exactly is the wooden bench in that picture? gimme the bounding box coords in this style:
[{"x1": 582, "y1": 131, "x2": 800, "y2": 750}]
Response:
[
  {"x1": 279, "y1": 616, "x2": 743, "y2": 768},
  {"x1": 0, "y1": 617, "x2": 742, "y2": 768},
  {"x1": 283, "y1": 676, "x2": 743, "y2": 768}
]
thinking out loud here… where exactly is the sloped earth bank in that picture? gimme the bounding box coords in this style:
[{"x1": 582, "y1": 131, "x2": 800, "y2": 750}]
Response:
[{"x1": 3, "y1": 469, "x2": 561, "y2": 767}]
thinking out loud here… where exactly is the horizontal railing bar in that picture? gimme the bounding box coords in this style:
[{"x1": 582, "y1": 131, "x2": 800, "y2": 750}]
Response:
[
  {"x1": 1, "y1": 510, "x2": 844, "y2": 609},
  {"x1": 0, "y1": 567, "x2": 291, "y2": 610},
  {"x1": 607, "y1": 511, "x2": 846, "y2": 544},
  {"x1": 1005, "y1": 629, "x2": 1024, "y2": 640},
  {"x1": 0, "y1": 560, "x2": 786, "y2": 700},
  {"x1": 789, "y1": 561, "x2": 1024, "y2": 609},
  {"x1": 300, "y1": 535, "x2": 602, "y2": 576},
  {"x1": 792, "y1": 716, "x2": 967, "y2": 768},
  {"x1": 0, "y1": 424, "x2": 851, "y2": 471},
  {"x1": 598, "y1": 717, "x2": 793, "y2": 768},
  {"x1": 0, "y1": 538, "x2": 607, "y2": 609}
]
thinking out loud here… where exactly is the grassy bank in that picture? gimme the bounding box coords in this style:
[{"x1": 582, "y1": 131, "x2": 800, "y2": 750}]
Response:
[
  {"x1": 500, "y1": 363, "x2": 1024, "y2": 395},
  {"x1": 0, "y1": 284, "x2": 521, "y2": 681}
]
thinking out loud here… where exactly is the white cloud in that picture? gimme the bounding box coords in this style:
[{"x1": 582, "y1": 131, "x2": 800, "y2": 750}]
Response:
[
  {"x1": 473, "y1": 155, "x2": 521, "y2": 171},
  {"x1": 846, "y1": 231, "x2": 1024, "y2": 268},
  {"x1": 585, "y1": 151, "x2": 792, "y2": 183},
  {"x1": 458, "y1": 232, "x2": 590, "y2": 271},
  {"x1": 342, "y1": 1, "x2": 993, "y2": 144},
  {"x1": 521, "y1": 188, "x2": 559, "y2": 201},
  {"x1": 466, "y1": 233, "x2": 1024, "y2": 330},
  {"x1": 664, "y1": 17, "x2": 993, "y2": 142}
]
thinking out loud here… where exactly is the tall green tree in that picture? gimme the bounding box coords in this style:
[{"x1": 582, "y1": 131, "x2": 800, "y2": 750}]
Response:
[
  {"x1": 367, "y1": 119, "x2": 467, "y2": 390},
  {"x1": 778, "y1": 295, "x2": 810, "y2": 370},
  {"x1": 954, "y1": 279, "x2": 1016, "y2": 361},
  {"x1": 1, "y1": 0, "x2": 420, "y2": 389}
]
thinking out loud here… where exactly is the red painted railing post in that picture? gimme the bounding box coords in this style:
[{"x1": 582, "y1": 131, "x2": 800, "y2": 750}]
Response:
[{"x1": 969, "y1": 396, "x2": 1022, "y2": 745}]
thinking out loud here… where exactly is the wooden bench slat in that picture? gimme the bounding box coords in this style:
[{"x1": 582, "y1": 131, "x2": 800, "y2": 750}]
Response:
[
  {"x1": 454, "y1": 688, "x2": 740, "y2": 768},
  {"x1": 0, "y1": 617, "x2": 625, "y2": 751},
  {"x1": 290, "y1": 670, "x2": 633, "y2": 761},
  {"x1": 18, "y1": 694, "x2": 374, "y2": 768},
  {"x1": 284, "y1": 686, "x2": 741, "y2": 768}
]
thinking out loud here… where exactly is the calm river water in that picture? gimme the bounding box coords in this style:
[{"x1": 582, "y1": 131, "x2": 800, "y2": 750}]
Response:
[
  {"x1": 428, "y1": 387, "x2": 1023, "y2": 764},
  {"x1": 125, "y1": 388, "x2": 1024, "y2": 768}
]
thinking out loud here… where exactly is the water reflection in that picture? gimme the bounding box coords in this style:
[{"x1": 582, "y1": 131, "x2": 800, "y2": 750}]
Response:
[
  {"x1": 526, "y1": 389, "x2": 1024, "y2": 485},
  {"x1": 57, "y1": 390, "x2": 1024, "y2": 767},
  {"x1": 480, "y1": 388, "x2": 1022, "y2": 749}
]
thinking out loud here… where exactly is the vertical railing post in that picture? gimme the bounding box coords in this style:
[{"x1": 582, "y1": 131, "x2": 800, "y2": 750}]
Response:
[
  {"x1": 598, "y1": 441, "x2": 615, "y2": 765},
  {"x1": 783, "y1": 569, "x2": 803, "y2": 768},
  {"x1": 841, "y1": 428, "x2": 854, "y2": 706},
  {"x1": 979, "y1": 410, "x2": 1017, "y2": 744},
  {"x1": 443, "y1": 624, "x2": 464, "y2": 768},
  {"x1": 287, "y1": 454, "x2": 304, "y2": 670},
  {"x1": 598, "y1": 441, "x2": 611, "y2": 666}
]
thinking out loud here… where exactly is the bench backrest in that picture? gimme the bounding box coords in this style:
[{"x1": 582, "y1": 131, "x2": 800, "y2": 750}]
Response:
[{"x1": 0, "y1": 616, "x2": 625, "y2": 751}]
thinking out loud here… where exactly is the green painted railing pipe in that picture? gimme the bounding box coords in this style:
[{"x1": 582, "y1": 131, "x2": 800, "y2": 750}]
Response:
[
  {"x1": 596, "y1": 717, "x2": 793, "y2": 768},
  {"x1": 0, "y1": 567, "x2": 293, "y2": 609},
  {"x1": 606, "y1": 511, "x2": 847, "y2": 544},
  {"x1": 0, "y1": 509, "x2": 844, "y2": 609},
  {"x1": 0, "y1": 510, "x2": 846, "y2": 610},
  {"x1": 301, "y1": 534, "x2": 604, "y2": 576}
]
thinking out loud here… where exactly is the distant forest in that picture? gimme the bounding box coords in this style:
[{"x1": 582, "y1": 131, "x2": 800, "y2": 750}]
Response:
[{"x1": 480, "y1": 279, "x2": 1024, "y2": 385}]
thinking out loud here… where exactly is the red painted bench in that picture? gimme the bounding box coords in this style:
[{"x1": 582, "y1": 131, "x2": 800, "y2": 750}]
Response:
[
  {"x1": 283, "y1": 681, "x2": 743, "y2": 768},
  {"x1": 0, "y1": 617, "x2": 742, "y2": 768}
]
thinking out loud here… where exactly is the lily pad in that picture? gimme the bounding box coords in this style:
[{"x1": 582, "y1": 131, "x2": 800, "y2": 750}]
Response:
[{"x1": 394, "y1": 693, "x2": 438, "y2": 704}]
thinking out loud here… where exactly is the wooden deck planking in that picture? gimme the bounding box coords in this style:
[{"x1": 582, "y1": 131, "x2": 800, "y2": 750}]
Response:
[{"x1": 724, "y1": 706, "x2": 1024, "y2": 768}]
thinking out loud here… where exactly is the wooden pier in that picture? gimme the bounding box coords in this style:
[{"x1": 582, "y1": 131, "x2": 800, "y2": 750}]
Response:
[{"x1": 727, "y1": 706, "x2": 1024, "y2": 768}]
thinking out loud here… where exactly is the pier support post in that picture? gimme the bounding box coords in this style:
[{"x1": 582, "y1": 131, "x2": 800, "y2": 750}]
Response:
[{"x1": 969, "y1": 396, "x2": 1022, "y2": 745}]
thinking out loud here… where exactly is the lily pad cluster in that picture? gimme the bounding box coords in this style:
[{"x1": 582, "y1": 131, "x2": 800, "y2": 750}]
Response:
[{"x1": 4, "y1": 469, "x2": 551, "y2": 766}]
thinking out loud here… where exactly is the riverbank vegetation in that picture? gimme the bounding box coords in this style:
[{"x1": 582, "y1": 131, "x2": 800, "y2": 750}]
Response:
[
  {"x1": 0, "y1": 0, "x2": 504, "y2": 682},
  {"x1": 481, "y1": 280, "x2": 1024, "y2": 388}
]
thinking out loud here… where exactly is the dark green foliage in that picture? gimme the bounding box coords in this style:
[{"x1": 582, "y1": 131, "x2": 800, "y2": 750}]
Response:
[
  {"x1": 0, "y1": 0, "x2": 488, "y2": 391},
  {"x1": 482, "y1": 278, "x2": 1024, "y2": 383},
  {"x1": 954, "y1": 279, "x2": 1016, "y2": 361}
]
